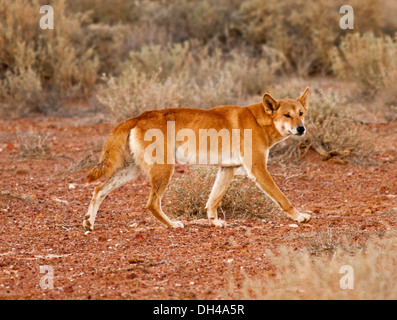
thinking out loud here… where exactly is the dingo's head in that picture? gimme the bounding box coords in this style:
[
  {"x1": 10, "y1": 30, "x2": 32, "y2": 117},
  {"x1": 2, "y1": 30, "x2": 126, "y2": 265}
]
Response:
[{"x1": 263, "y1": 87, "x2": 309, "y2": 137}]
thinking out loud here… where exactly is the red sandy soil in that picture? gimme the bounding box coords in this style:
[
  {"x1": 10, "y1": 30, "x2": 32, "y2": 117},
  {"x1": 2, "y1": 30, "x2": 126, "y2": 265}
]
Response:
[{"x1": 0, "y1": 116, "x2": 396, "y2": 300}]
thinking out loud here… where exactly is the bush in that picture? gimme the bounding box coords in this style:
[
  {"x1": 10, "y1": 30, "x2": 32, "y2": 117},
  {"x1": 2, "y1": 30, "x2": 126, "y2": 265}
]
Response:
[
  {"x1": 0, "y1": 68, "x2": 43, "y2": 113},
  {"x1": 238, "y1": 0, "x2": 389, "y2": 75},
  {"x1": 84, "y1": 23, "x2": 134, "y2": 76},
  {"x1": 1, "y1": 0, "x2": 396, "y2": 123},
  {"x1": 67, "y1": 0, "x2": 140, "y2": 25},
  {"x1": 98, "y1": 43, "x2": 284, "y2": 121},
  {"x1": 97, "y1": 67, "x2": 188, "y2": 122},
  {"x1": 165, "y1": 167, "x2": 276, "y2": 220},
  {"x1": 148, "y1": 0, "x2": 240, "y2": 45},
  {"x1": 0, "y1": 0, "x2": 99, "y2": 111},
  {"x1": 331, "y1": 32, "x2": 397, "y2": 94},
  {"x1": 126, "y1": 42, "x2": 193, "y2": 80},
  {"x1": 331, "y1": 32, "x2": 397, "y2": 122},
  {"x1": 238, "y1": 0, "x2": 340, "y2": 75}
]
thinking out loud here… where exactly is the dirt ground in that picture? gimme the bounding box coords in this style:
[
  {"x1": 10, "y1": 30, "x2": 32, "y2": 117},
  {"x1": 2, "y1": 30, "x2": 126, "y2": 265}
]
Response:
[{"x1": 0, "y1": 116, "x2": 396, "y2": 300}]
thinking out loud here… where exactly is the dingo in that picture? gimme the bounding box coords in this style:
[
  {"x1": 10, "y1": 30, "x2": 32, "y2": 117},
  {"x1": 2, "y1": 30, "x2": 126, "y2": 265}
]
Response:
[{"x1": 84, "y1": 88, "x2": 311, "y2": 230}]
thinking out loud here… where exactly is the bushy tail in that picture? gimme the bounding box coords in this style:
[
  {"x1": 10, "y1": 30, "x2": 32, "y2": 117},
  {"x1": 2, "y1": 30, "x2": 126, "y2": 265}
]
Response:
[{"x1": 86, "y1": 118, "x2": 137, "y2": 183}]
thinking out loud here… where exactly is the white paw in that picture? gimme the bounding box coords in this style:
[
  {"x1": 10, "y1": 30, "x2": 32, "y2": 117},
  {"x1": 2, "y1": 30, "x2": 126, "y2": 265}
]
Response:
[
  {"x1": 294, "y1": 212, "x2": 311, "y2": 223},
  {"x1": 170, "y1": 220, "x2": 184, "y2": 228},
  {"x1": 209, "y1": 219, "x2": 227, "y2": 228}
]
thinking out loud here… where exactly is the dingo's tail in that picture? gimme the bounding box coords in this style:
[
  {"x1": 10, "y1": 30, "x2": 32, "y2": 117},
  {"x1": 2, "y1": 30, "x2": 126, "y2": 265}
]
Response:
[{"x1": 86, "y1": 119, "x2": 137, "y2": 183}]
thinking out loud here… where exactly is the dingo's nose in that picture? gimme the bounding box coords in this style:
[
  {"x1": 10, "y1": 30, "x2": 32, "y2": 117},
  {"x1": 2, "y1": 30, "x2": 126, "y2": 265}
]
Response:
[{"x1": 296, "y1": 126, "x2": 305, "y2": 135}]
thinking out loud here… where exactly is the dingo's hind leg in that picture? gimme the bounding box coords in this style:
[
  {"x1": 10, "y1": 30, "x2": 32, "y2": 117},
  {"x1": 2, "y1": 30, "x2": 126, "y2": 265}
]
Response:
[
  {"x1": 84, "y1": 165, "x2": 140, "y2": 231},
  {"x1": 146, "y1": 164, "x2": 183, "y2": 228},
  {"x1": 205, "y1": 167, "x2": 235, "y2": 227}
]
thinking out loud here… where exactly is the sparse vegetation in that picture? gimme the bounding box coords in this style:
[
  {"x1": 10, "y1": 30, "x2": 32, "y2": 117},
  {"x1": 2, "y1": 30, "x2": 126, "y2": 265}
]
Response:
[
  {"x1": 225, "y1": 230, "x2": 397, "y2": 299},
  {"x1": 1, "y1": 1, "x2": 395, "y2": 108},
  {"x1": 0, "y1": 0, "x2": 395, "y2": 160},
  {"x1": 0, "y1": 0, "x2": 396, "y2": 301},
  {"x1": 98, "y1": 44, "x2": 284, "y2": 120},
  {"x1": 16, "y1": 130, "x2": 51, "y2": 159},
  {"x1": 331, "y1": 32, "x2": 397, "y2": 94},
  {"x1": 166, "y1": 167, "x2": 276, "y2": 220},
  {"x1": 331, "y1": 32, "x2": 397, "y2": 121},
  {"x1": 0, "y1": 0, "x2": 99, "y2": 109}
]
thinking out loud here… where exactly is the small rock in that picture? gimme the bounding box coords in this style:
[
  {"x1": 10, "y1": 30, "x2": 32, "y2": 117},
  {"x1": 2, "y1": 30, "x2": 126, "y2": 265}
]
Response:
[
  {"x1": 127, "y1": 272, "x2": 138, "y2": 280},
  {"x1": 63, "y1": 285, "x2": 74, "y2": 293},
  {"x1": 127, "y1": 257, "x2": 143, "y2": 264},
  {"x1": 53, "y1": 197, "x2": 68, "y2": 204},
  {"x1": 288, "y1": 224, "x2": 299, "y2": 228}
]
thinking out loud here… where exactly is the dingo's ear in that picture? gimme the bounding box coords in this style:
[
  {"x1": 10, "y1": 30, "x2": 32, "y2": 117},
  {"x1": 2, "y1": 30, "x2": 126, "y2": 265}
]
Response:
[
  {"x1": 297, "y1": 87, "x2": 309, "y2": 110},
  {"x1": 263, "y1": 93, "x2": 280, "y2": 114}
]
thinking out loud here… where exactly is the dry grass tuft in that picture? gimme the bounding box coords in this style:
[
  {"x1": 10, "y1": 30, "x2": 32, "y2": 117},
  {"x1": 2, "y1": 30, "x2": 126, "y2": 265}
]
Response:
[
  {"x1": 165, "y1": 167, "x2": 276, "y2": 221},
  {"x1": 16, "y1": 131, "x2": 51, "y2": 159},
  {"x1": 224, "y1": 230, "x2": 397, "y2": 299}
]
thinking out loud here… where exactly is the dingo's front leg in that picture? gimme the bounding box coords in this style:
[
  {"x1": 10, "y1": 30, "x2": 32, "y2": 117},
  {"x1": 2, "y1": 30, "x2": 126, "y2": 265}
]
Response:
[{"x1": 245, "y1": 163, "x2": 311, "y2": 223}]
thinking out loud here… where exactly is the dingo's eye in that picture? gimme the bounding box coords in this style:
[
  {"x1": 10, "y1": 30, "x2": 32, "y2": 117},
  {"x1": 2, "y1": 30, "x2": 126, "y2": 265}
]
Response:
[
  {"x1": 299, "y1": 111, "x2": 303, "y2": 116},
  {"x1": 284, "y1": 114, "x2": 291, "y2": 118}
]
